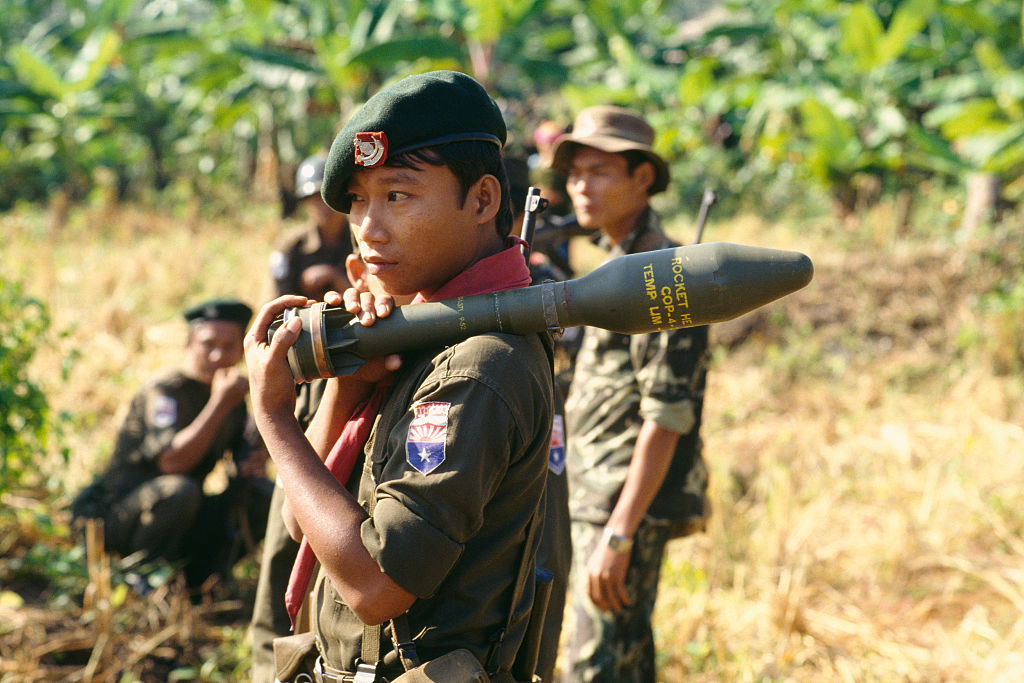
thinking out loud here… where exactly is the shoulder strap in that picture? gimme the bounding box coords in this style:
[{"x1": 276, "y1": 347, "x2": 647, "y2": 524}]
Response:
[
  {"x1": 489, "y1": 331, "x2": 553, "y2": 676},
  {"x1": 359, "y1": 373, "x2": 423, "y2": 678},
  {"x1": 360, "y1": 469, "x2": 421, "y2": 675},
  {"x1": 359, "y1": 475, "x2": 421, "y2": 677},
  {"x1": 485, "y1": 502, "x2": 542, "y2": 676},
  {"x1": 359, "y1": 478, "x2": 386, "y2": 677}
]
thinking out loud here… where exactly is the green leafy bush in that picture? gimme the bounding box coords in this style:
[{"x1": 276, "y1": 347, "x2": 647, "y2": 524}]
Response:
[{"x1": 0, "y1": 276, "x2": 53, "y2": 495}]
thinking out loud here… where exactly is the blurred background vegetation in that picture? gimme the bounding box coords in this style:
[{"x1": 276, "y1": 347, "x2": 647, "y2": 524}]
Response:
[
  {"x1": 2, "y1": 0, "x2": 1023, "y2": 221},
  {"x1": 5, "y1": 1, "x2": 1024, "y2": 680}
]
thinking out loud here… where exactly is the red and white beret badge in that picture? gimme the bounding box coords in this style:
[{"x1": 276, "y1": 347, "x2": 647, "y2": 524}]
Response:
[{"x1": 354, "y1": 131, "x2": 388, "y2": 167}]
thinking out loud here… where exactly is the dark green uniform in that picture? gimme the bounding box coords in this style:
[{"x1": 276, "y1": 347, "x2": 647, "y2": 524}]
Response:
[
  {"x1": 524, "y1": 255, "x2": 573, "y2": 683},
  {"x1": 313, "y1": 330, "x2": 554, "y2": 679},
  {"x1": 249, "y1": 482, "x2": 298, "y2": 683},
  {"x1": 100, "y1": 369, "x2": 273, "y2": 586},
  {"x1": 564, "y1": 211, "x2": 710, "y2": 682}
]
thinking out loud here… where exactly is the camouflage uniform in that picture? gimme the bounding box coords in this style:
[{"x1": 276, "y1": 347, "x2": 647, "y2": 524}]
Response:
[
  {"x1": 563, "y1": 211, "x2": 710, "y2": 682},
  {"x1": 99, "y1": 369, "x2": 273, "y2": 586},
  {"x1": 565, "y1": 519, "x2": 673, "y2": 682}
]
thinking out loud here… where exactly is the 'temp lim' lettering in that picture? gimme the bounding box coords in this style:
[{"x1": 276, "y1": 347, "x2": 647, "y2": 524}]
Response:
[{"x1": 646, "y1": 257, "x2": 693, "y2": 328}]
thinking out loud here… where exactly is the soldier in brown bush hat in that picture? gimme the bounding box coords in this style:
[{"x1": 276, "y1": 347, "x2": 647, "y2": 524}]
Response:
[
  {"x1": 554, "y1": 105, "x2": 711, "y2": 682},
  {"x1": 551, "y1": 105, "x2": 670, "y2": 196}
]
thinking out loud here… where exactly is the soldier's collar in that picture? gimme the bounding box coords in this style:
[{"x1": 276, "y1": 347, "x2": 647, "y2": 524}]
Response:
[{"x1": 603, "y1": 207, "x2": 655, "y2": 256}]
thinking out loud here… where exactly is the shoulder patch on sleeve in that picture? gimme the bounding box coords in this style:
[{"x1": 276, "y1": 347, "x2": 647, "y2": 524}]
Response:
[
  {"x1": 548, "y1": 413, "x2": 566, "y2": 475},
  {"x1": 406, "y1": 402, "x2": 450, "y2": 474},
  {"x1": 150, "y1": 394, "x2": 177, "y2": 429}
]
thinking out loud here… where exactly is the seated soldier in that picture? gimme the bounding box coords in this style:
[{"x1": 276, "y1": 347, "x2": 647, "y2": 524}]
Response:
[{"x1": 86, "y1": 299, "x2": 274, "y2": 588}]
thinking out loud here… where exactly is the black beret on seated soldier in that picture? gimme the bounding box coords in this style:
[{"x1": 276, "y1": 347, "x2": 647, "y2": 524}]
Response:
[{"x1": 183, "y1": 298, "x2": 253, "y2": 327}]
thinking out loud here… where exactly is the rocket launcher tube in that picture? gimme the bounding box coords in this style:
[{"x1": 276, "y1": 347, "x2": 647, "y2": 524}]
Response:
[{"x1": 271, "y1": 241, "x2": 813, "y2": 382}]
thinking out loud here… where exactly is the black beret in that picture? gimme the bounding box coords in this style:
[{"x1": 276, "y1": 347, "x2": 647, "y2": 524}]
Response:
[
  {"x1": 322, "y1": 70, "x2": 506, "y2": 212},
  {"x1": 183, "y1": 298, "x2": 252, "y2": 328}
]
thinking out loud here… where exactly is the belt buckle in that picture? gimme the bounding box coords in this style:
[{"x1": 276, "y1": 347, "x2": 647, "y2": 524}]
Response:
[
  {"x1": 352, "y1": 661, "x2": 377, "y2": 682},
  {"x1": 313, "y1": 656, "x2": 374, "y2": 683}
]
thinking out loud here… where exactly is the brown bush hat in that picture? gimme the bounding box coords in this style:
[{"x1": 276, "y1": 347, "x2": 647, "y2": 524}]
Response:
[{"x1": 551, "y1": 105, "x2": 669, "y2": 195}]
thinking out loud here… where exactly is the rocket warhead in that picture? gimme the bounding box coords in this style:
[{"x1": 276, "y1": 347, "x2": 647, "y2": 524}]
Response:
[
  {"x1": 554, "y1": 241, "x2": 814, "y2": 333},
  {"x1": 271, "y1": 241, "x2": 813, "y2": 382}
]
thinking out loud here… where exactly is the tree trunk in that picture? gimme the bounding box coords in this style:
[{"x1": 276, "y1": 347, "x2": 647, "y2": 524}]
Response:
[{"x1": 960, "y1": 172, "x2": 1000, "y2": 240}]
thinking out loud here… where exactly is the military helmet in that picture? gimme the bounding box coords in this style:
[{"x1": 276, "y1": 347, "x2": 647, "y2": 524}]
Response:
[{"x1": 295, "y1": 153, "x2": 328, "y2": 200}]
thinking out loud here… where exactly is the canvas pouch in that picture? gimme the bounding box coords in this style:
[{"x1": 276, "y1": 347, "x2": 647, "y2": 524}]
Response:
[{"x1": 273, "y1": 631, "x2": 318, "y2": 683}]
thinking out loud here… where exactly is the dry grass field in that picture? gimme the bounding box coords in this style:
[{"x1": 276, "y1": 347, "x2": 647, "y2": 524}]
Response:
[{"x1": 2, "y1": 195, "x2": 1024, "y2": 681}]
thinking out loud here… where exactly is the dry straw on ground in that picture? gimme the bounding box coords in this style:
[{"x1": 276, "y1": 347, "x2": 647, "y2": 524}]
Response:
[
  {"x1": 653, "y1": 213, "x2": 1024, "y2": 682},
  {"x1": 2, "y1": 200, "x2": 1024, "y2": 681}
]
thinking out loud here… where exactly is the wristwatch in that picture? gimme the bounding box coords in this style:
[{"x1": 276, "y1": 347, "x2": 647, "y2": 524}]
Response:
[{"x1": 601, "y1": 527, "x2": 634, "y2": 553}]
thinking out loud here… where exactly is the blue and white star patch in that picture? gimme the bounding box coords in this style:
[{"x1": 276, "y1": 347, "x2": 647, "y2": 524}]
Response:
[
  {"x1": 548, "y1": 413, "x2": 566, "y2": 475},
  {"x1": 406, "y1": 402, "x2": 450, "y2": 474}
]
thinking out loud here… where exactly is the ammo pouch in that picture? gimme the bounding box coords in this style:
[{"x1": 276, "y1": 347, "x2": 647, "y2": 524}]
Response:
[
  {"x1": 273, "y1": 631, "x2": 318, "y2": 683},
  {"x1": 390, "y1": 648, "x2": 489, "y2": 683}
]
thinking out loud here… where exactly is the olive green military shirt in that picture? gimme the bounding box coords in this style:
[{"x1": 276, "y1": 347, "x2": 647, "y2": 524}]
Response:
[
  {"x1": 565, "y1": 212, "x2": 711, "y2": 531},
  {"x1": 313, "y1": 331, "x2": 554, "y2": 677}
]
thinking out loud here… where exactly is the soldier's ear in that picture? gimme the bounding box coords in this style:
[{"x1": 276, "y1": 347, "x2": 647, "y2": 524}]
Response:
[
  {"x1": 345, "y1": 253, "x2": 367, "y2": 291},
  {"x1": 632, "y1": 161, "x2": 655, "y2": 195},
  {"x1": 471, "y1": 174, "x2": 501, "y2": 225}
]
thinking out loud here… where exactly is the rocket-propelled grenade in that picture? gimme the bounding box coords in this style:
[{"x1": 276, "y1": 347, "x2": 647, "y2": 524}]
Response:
[{"x1": 270, "y1": 241, "x2": 813, "y2": 382}]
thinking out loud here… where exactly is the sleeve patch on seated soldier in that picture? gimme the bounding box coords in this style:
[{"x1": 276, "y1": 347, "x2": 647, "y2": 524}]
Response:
[
  {"x1": 406, "y1": 402, "x2": 450, "y2": 474},
  {"x1": 548, "y1": 413, "x2": 566, "y2": 476},
  {"x1": 151, "y1": 394, "x2": 177, "y2": 429}
]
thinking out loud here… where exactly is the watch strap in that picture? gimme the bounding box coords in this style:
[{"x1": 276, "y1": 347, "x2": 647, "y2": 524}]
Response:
[{"x1": 601, "y1": 527, "x2": 634, "y2": 553}]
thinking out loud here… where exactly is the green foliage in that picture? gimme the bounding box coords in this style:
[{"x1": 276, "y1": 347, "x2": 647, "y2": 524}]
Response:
[
  {"x1": 6, "y1": 537, "x2": 91, "y2": 605},
  {"x1": 0, "y1": 275, "x2": 53, "y2": 494},
  {"x1": 2, "y1": 0, "x2": 1023, "y2": 215},
  {"x1": 973, "y1": 228, "x2": 1024, "y2": 373},
  {"x1": 667, "y1": 0, "x2": 1023, "y2": 212}
]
